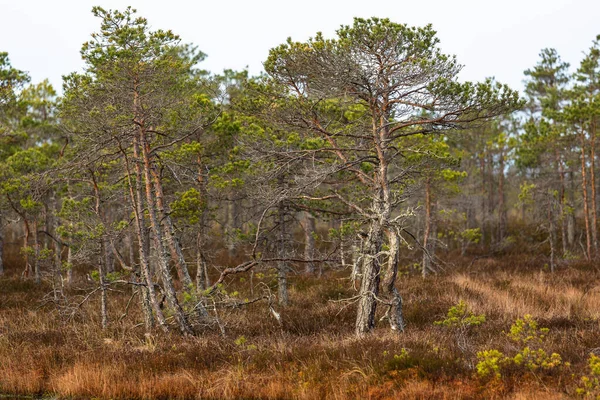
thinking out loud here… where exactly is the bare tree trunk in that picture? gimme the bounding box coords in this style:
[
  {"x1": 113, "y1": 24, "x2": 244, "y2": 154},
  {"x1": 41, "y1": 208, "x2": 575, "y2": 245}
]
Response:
[
  {"x1": 421, "y1": 177, "x2": 433, "y2": 278},
  {"x1": 555, "y1": 149, "x2": 568, "y2": 255},
  {"x1": 277, "y1": 202, "x2": 289, "y2": 306},
  {"x1": 479, "y1": 154, "x2": 487, "y2": 247},
  {"x1": 140, "y1": 133, "x2": 193, "y2": 335},
  {"x1": 195, "y1": 155, "x2": 210, "y2": 291},
  {"x1": 126, "y1": 136, "x2": 165, "y2": 332},
  {"x1": 150, "y1": 167, "x2": 193, "y2": 288},
  {"x1": 196, "y1": 234, "x2": 209, "y2": 291},
  {"x1": 32, "y1": 219, "x2": 40, "y2": 284},
  {"x1": 303, "y1": 212, "x2": 316, "y2": 274},
  {"x1": 100, "y1": 238, "x2": 110, "y2": 329},
  {"x1": 590, "y1": 124, "x2": 598, "y2": 258},
  {"x1": 50, "y1": 191, "x2": 63, "y2": 299},
  {"x1": 498, "y1": 148, "x2": 507, "y2": 241},
  {"x1": 355, "y1": 216, "x2": 383, "y2": 336},
  {"x1": 568, "y1": 170, "x2": 576, "y2": 248},
  {"x1": 581, "y1": 130, "x2": 592, "y2": 261},
  {"x1": 487, "y1": 151, "x2": 495, "y2": 246},
  {"x1": 383, "y1": 230, "x2": 404, "y2": 332},
  {"x1": 548, "y1": 199, "x2": 556, "y2": 273},
  {"x1": 226, "y1": 198, "x2": 238, "y2": 258}
]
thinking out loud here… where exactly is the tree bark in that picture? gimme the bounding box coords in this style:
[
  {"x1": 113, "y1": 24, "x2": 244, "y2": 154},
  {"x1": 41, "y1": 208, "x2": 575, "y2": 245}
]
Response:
[
  {"x1": 277, "y1": 201, "x2": 289, "y2": 306},
  {"x1": 149, "y1": 167, "x2": 193, "y2": 288},
  {"x1": 355, "y1": 216, "x2": 383, "y2": 336},
  {"x1": 32, "y1": 219, "x2": 40, "y2": 284},
  {"x1": 590, "y1": 121, "x2": 598, "y2": 258},
  {"x1": 303, "y1": 212, "x2": 316, "y2": 274},
  {"x1": 126, "y1": 135, "x2": 165, "y2": 332},
  {"x1": 554, "y1": 148, "x2": 568, "y2": 255},
  {"x1": 140, "y1": 131, "x2": 193, "y2": 334},
  {"x1": 498, "y1": 147, "x2": 507, "y2": 241},
  {"x1": 422, "y1": 178, "x2": 433, "y2": 277},
  {"x1": 581, "y1": 129, "x2": 592, "y2": 261},
  {"x1": 383, "y1": 230, "x2": 404, "y2": 332}
]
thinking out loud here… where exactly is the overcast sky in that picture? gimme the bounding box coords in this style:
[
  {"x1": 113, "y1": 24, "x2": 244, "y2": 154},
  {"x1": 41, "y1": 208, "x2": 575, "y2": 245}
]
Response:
[{"x1": 1, "y1": 0, "x2": 599, "y2": 94}]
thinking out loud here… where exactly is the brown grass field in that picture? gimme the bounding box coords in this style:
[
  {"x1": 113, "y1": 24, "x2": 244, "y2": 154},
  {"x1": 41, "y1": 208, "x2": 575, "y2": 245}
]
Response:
[{"x1": 0, "y1": 254, "x2": 599, "y2": 399}]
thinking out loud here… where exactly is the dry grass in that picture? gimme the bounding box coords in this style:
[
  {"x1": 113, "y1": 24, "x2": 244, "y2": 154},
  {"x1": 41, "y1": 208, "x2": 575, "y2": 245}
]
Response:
[{"x1": 0, "y1": 256, "x2": 598, "y2": 399}]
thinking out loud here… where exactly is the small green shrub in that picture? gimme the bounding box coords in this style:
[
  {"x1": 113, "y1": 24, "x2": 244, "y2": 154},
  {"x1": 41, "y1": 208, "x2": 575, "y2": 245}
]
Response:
[
  {"x1": 476, "y1": 349, "x2": 506, "y2": 379},
  {"x1": 434, "y1": 300, "x2": 485, "y2": 329},
  {"x1": 476, "y1": 315, "x2": 567, "y2": 380},
  {"x1": 577, "y1": 354, "x2": 600, "y2": 398},
  {"x1": 507, "y1": 314, "x2": 548, "y2": 345}
]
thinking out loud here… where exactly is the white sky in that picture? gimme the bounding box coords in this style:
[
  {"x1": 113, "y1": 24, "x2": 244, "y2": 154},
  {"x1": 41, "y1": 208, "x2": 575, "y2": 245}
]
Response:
[{"x1": 1, "y1": 0, "x2": 599, "y2": 95}]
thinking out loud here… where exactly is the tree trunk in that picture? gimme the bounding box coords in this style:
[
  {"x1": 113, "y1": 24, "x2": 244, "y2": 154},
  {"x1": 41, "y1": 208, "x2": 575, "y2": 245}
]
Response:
[
  {"x1": 567, "y1": 170, "x2": 576, "y2": 248},
  {"x1": 32, "y1": 219, "x2": 40, "y2": 284},
  {"x1": 149, "y1": 167, "x2": 193, "y2": 288},
  {"x1": 423, "y1": 178, "x2": 433, "y2": 277},
  {"x1": 304, "y1": 212, "x2": 316, "y2": 274},
  {"x1": 554, "y1": 148, "x2": 568, "y2": 255},
  {"x1": 581, "y1": 130, "x2": 592, "y2": 261},
  {"x1": 195, "y1": 155, "x2": 210, "y2": 291},
  {"x1": 277, "y1": 201, "x2": 289, "y2": 306},
  {"x1": 100, "y1": 238, "x2": 110, "y2": 329},
  {"x1": 127, "y1": 136, "x2": 165, "y2": 332},
  {"x1": 590, "y1": 123, "x2": 598, "y2": 258},
  {"x1": 548, "y1": 198, "x2": 556, "y2": 273},
  {"x1": 355, "y1": 217, "x2": 383, "y2": 336},
  {"x1": 479, "y1": 154, "x2": 487, "y2": 247},
  {"x1": 50, "y1": 191, "x2": 63, "y2": 299},
  {"x1": 140, "y1": 132, "x2": 193, "y2": 335},
  {"x1": 498, "y1": 147, "x2": 507, "y2": 241},
  {"x1": 383, "y1": 230, "x2": 404, "y2": 332}
]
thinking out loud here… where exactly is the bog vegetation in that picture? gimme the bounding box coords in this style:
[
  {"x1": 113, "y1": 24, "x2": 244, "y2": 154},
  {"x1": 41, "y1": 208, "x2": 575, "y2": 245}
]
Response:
[{"x1": 1, "y1": 6, "x2": 600, "y2": 399}]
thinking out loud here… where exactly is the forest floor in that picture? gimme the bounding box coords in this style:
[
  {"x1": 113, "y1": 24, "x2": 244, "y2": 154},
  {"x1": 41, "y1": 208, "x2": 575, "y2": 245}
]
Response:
[{"x1": 0, "y1": 255, "x2": 599, "y2": 399}]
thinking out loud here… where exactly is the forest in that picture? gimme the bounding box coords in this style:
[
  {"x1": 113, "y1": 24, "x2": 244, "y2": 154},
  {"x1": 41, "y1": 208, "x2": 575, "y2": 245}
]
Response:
[{"x1": 1, "y1": 6, "x2": 600, "y2": 399}]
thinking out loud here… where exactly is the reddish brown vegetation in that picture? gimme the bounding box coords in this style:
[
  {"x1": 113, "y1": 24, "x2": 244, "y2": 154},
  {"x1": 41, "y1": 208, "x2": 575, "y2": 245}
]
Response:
[{"x1": 0, "y1": 255, "x2": 598, "y2": 399}]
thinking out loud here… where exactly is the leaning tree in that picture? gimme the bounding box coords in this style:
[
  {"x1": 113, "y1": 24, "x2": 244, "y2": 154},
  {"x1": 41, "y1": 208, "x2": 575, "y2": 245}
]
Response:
[{"x1": 264, "y1": 17, "x2": 522, "y2": 336}]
